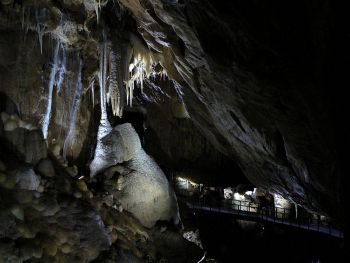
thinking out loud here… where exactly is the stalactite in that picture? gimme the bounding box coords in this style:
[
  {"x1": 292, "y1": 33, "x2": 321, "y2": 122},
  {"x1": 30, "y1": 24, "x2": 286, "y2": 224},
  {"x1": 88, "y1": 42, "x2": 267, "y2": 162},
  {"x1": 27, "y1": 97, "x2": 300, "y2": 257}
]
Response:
[
  {"x1": 98, "y1": 32, "x2": 108, "y2": 124},
  {"x1": 94, "y1": 0, "x2": 111, "y2": 24},
  {"x1": 42, "y1": 40, "x2": 60, "y2": 140},
  {"x1": 63, "y1": 58, "x2": 83, "y2": 160},
  {"x1": 90, "y1": 79, "x2": 95, "y2": 106},
  {"x1": 21, "y1": 6, "x2": 31, "y2": 41},
  {"x1": 123, "y1": 35, "x2": 172, "y2": 107},
  {"x1": 21, "y1": 6, "x2": 26, "y2": 30},
  {"x1": 35, "y1": 9, "x2": 48, "y2": 54},
  {"x1": 55, "y1": 43, "x2": 67, "y2": 94},
  {"x1": 90, "y1": 30, "x2": 113, "y2": 177},
  {"x1": 109, "y1": 48, "x2": 122, "y2": 117},
  {"x1": 93, "y1": 0, "x2": 103, "y2": 24},
  {"x1": 124, "y1": 55, "x2": 145, "y2": 107},
  {"x1": 96, "y1": 30, "x2": 112, "y2": 139}
]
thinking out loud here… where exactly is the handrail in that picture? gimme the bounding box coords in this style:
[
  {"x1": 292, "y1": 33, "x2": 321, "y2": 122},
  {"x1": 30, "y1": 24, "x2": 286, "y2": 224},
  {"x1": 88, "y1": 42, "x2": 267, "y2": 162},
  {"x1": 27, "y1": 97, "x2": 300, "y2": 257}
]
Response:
[{"x1": 180, "y1": 195, "x2": 344, "y2": 239}]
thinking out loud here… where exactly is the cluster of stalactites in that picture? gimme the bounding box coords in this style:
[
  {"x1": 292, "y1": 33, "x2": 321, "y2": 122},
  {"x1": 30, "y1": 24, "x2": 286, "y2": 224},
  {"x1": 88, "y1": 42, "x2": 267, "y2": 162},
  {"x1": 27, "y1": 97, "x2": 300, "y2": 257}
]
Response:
[
  {"x1": 124, "y1": 54, "x2": 147, "y2": 107},
  {"x1": 95, "y1": 36, "x2": 123, "y2": 119},
  {"x1": 124, "y1": 51, "x2": 168, "y2": 107},
  {"x1": 21, "y1": 7, "x2": 48, "y2": 54},
  {"x1": 97, "y1": 34, "x2": 170, "y2": 113}
]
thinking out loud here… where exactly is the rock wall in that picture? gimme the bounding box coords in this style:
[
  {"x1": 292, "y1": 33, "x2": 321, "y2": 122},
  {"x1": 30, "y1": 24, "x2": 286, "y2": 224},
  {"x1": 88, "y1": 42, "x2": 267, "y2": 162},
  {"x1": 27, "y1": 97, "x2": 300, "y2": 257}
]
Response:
[
  {"x1": 0, "y1": 105, "x2": 200, "y2": 262},
  {"x1": 0, "y1": 0, "x2": 347, "y2": 227},
  {"x1": 117, "y1": 0, "x2": 347, "y2": 222}
]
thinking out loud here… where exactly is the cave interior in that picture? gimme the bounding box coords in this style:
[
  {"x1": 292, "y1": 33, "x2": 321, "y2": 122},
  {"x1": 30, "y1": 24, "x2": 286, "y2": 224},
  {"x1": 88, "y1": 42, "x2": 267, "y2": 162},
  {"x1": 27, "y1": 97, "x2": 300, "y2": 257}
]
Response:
[{"x1": 0, "y1": 0, "x2": 349, "y2": 262}]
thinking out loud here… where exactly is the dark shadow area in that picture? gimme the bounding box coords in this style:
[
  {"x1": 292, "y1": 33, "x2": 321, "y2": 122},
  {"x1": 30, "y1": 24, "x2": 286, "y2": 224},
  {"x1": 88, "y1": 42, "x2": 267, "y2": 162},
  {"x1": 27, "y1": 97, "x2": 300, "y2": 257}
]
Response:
[{"x1": 191, "y1": 211, "x2": 345, "y2": 263}]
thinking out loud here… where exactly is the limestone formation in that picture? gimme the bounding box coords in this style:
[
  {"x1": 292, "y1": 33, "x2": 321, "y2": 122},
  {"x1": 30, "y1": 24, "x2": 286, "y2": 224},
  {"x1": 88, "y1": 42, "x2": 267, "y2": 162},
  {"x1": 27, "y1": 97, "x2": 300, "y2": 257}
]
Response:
[
  {"x1": 90, "y1": 123, "x2": 180, "y2": 228},
  {"x1": 0, "y1": 0, "x2": 347, "y2": 261}
]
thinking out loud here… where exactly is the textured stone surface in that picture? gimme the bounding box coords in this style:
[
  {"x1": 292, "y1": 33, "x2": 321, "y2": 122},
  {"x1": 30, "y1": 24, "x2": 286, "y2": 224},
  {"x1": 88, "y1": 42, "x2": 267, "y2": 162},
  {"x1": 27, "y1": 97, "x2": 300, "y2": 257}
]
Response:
[
  {"x1": 3, "y1": 128, "x2": 47, "y2": 165},
  {"x1": 116, "y1": 0, "x2": 346, "y2": 222},
  {"x1": 0, "y1": 107, "x2": 195, "y2": 262},
  {"x1": 90, "y1": 123, "x2": 180, "y2": 228},
  {"x1": 36, "y1": 158, "x2": 55, "y2": 178},
  {"x1": 0, "y1": 0, "x2": 347, "y2": 239},
  {"x1": 12, "y1": 166, "x2": 41, "y2": 191}
]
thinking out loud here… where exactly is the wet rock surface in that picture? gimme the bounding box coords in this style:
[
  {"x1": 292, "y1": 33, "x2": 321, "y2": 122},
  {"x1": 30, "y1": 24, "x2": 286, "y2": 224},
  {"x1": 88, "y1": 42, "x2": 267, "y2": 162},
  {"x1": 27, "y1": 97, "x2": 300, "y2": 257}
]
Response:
[
  {"x1": 0, "y1": 0, "x2": 346, "y2": 222},
  {"x1": 0, "y1": 107, "x2": 199, "y2": 262},
  {"x1": 90, "y1": 123, "x2": 180, "y2": 228},
  {"x1": 0, "y1": 0, "x2": 349, "y2": 261}
]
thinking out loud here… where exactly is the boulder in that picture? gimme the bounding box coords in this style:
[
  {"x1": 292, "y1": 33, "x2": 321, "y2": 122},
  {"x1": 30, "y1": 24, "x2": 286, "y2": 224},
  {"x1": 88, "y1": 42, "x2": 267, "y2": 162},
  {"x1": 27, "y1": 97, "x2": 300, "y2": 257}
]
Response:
[
  {"x1": 12, "y1": 166, "x2": 41, "y2": 191},
  {"x1": 36, "y1": 158, "x2": 55, "y2": 178},
  {"x1": 3, "y1": 128, "x2": 47, "y2": 165}
]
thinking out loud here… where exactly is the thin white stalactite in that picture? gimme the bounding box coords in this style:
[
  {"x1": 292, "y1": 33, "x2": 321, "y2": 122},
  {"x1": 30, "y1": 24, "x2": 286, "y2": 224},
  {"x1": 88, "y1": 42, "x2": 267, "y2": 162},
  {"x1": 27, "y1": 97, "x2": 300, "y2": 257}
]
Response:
[
  {"x1": 56, "y1": 43, "x2": 67, "y2": 94},
  {"x1": 35, "y1": 9, "x2": 47, "y2": 54},
  {"x1": 42, "y1": 40, "x2": 60, "y2": 140},
  {"x1": 63, "y1": 58, "x2": 83, "y2": 160},
  {"x1": 91, "y1": 79, "x2": 95, "y2": 106},
  {"x1": 94, "y1": 0, "x2": 102, "y2": 24},
  {"x1": 90, "y1": 31, "x2": 113, "y2": 177},
  {"x1": 97, "y1": 31, "x2": 111, "y2": 138},
  {"x1": 109, "y1": 48, "x2": 122, "y2": 117},
  {"x1": 99, "y1": 34, "x2": 108, "y2": 122},
  {"x1": 21, "y1": 7, "x2": 26, "y2": 30}
]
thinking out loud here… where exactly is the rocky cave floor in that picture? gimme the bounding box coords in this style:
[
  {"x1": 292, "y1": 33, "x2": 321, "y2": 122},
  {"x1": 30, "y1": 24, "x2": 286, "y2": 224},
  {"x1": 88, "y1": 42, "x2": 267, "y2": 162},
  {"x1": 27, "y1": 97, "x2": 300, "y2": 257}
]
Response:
[{"x1": 0, "y1": 110, "x2": 204, "y2": 262}]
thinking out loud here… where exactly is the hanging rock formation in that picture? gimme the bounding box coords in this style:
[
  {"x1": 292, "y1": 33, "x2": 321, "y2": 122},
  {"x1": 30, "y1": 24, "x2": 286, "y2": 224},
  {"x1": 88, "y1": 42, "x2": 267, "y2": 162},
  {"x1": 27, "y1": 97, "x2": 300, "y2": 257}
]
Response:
[{"x1": 0, "y1": 0, "x2": 349, "y2": 261}]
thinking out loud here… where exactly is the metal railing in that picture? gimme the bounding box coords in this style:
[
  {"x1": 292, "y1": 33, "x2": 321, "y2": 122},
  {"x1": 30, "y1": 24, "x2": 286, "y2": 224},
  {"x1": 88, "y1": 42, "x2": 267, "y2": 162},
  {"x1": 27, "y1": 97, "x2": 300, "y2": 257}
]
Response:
[{"x1": 179, "y1": 193, "x2": 344, "y2": 239}]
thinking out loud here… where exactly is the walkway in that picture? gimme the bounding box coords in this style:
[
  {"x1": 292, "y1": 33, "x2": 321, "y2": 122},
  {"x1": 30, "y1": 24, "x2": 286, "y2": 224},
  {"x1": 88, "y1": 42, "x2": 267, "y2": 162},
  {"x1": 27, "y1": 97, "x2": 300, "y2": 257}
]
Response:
[{"x1": 184, "y1": 199, "x2": 344, "y2": 239}]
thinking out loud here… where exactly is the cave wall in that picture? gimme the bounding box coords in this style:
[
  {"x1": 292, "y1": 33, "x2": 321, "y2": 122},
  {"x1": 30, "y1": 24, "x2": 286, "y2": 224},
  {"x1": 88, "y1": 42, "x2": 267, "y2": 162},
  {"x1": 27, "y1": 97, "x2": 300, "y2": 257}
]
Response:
[
  {"x1": 117, "y1": 0, "x2": 346, "y2": 221},
  {"x1": 0, "y1": 0, "x2": 347, "y2": 225}
]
